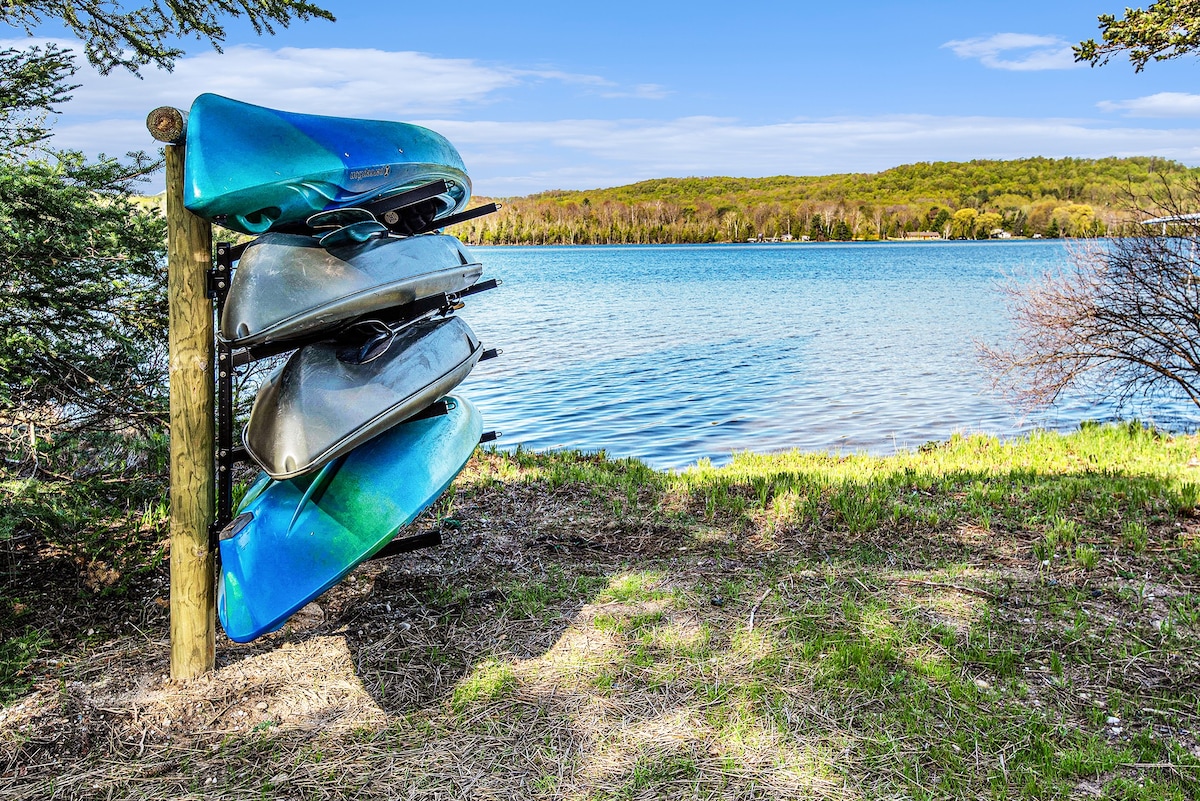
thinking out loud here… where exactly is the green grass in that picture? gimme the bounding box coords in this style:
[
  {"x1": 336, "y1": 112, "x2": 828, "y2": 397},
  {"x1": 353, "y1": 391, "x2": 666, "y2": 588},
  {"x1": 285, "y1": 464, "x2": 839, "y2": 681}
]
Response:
[
  {"x1": 450, "y1": 658, "x2": 517, "y2": 712},
  {"x1": 5, "y1": 422, "x2": 1200, "y2": 799},
  {"x1": 673, "y1": 422, "x2": 1190, "y2": 535},
  {"x1": 0, "y1": 627, "x2": 47, "y2": 704},
  {"x1": 596, "y1": 571, "x2": 668, "y2": 604},
  {"x1": 499, "y1": 566, "x2": 608, "y2": 619},
  {"x1": 450, "y1": 424, "x2": 1200, "y2": 798}
]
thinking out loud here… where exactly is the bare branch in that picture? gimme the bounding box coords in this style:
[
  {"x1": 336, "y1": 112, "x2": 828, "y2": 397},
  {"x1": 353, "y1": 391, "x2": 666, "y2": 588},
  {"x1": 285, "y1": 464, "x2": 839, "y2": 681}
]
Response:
[{"x1": 983, "y1": 182, "x2": 1200, "y2": 413}]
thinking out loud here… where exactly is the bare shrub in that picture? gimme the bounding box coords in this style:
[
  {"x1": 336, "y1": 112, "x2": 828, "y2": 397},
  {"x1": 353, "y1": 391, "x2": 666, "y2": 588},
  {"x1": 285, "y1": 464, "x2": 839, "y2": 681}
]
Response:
[{"x1": 985, "y1": 179, "x2": 1200, "y2": 412}]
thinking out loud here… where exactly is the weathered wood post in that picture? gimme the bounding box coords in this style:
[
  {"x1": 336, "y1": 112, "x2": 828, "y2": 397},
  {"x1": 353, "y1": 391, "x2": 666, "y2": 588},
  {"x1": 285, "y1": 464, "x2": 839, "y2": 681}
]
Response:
[{"x1": 147, "y1": 106, "x2": 217, "y2": 678}]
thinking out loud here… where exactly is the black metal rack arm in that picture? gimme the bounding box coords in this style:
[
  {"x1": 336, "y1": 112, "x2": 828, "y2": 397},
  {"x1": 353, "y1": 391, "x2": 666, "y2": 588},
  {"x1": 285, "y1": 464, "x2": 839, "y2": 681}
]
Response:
[
  {"x1": 414, "y1": 202, "x2": 502, "y2": 235},
  {"x1": 369, "y1": 530, "x2": 442, "y2": 561},
  {"x1": 365, "y1": 179, "x2": 451, "y2": 221}
]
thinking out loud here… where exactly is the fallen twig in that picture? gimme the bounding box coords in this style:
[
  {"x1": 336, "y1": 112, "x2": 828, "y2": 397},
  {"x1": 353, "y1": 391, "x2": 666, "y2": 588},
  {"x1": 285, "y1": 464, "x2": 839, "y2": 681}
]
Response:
[{"x1": 747, "y1": 587, "x2": 772, "y2": 632}]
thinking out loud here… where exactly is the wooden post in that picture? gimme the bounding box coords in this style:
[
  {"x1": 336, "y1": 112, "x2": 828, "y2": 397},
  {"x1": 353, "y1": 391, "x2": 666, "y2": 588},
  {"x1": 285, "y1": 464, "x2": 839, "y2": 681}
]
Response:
[{"x1": 151, "y1": 107, "x2": 217, "y2": 678}]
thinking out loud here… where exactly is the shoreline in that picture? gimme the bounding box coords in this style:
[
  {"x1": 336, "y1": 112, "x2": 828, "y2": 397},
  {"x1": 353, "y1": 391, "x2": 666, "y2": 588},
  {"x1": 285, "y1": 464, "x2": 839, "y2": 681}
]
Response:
[
  {"x1": 461, "y1": 236, "x2": 1073, "y2": 247},
  {"x1": 473, "y1": 414, "x2": 1200, "y2": 474}
]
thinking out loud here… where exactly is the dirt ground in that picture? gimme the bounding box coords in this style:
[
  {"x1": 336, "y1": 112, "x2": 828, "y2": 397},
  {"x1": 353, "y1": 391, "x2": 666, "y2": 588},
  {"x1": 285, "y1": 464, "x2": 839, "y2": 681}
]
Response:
[
  {"x1": 3, "y1": 455, "x2": 1200, "y2": 799},
  {"x1": 2, "y1": 473, "x2": 679, "y2": 797}
]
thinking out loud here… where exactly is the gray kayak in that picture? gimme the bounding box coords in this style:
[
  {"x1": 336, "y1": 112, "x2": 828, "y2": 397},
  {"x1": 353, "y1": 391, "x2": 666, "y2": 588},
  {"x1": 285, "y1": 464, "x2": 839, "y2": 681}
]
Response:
[
  {"x1": 244, "y1": 316, "x2": 483, "y2": 479},
  {"x1": 220, "y1": 232, "x2": 482, "y2": 349}
]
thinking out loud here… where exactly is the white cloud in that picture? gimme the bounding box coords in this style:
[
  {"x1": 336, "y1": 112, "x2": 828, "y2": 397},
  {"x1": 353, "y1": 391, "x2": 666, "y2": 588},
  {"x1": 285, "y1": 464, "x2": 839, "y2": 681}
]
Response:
[
  {"x1": 1098, "y1": 92, "x2": 1200, "y2": 118},
  {"x1": 381, "y1": 114, "x2": 1200, "y2": 195},
  {"x1": 53, "y1": 43, "x2": 520, "y2": 117},
  {"x1": 601, "y1": 84, "x2": 671, "y2": 100},
  {"x1": 18, "y1": 37, "x2": 1200, "y2": 197},
  {"x1": 942, "y1": 33, "x2": 1080, "y2": 71},
  {"x1": 1, "y1": 37, "x2": 658, "y2": 119},
  {"x1": 50, "y1": 112, "x2": 1200, "y2": 197},
  {"x1": 511, "y1": 68, "x2": 613, "y2": 88}
]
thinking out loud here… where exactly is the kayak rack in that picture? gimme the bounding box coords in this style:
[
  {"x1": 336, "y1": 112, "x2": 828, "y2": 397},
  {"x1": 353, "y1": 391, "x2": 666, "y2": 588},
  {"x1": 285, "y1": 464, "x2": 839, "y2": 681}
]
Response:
[
  {"x1": 211, "y1": 242, "x2": 238, "y2": 539},
  {"x1": 206, "y1": 244, "x2": 502, "y2": 543}
]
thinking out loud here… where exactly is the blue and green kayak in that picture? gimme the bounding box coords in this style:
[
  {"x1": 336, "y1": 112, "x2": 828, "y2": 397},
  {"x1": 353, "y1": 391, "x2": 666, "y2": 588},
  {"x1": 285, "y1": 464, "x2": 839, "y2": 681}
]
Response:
[
  {"x1": 183, "y1": 93, "x2": 470, "y2": 235},
  {"x1": 217, "y1": 394, "x2": 482, "y2": 643}
]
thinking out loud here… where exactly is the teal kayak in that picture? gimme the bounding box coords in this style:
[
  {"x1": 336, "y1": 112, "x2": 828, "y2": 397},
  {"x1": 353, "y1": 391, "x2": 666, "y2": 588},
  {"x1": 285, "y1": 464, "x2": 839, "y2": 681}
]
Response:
[
  {"x1": 183, "y1": 93, "x2": 470, "y2": 235},
  {"x1": 217, "y1": 395, "x2": 482, "y2": 643}
]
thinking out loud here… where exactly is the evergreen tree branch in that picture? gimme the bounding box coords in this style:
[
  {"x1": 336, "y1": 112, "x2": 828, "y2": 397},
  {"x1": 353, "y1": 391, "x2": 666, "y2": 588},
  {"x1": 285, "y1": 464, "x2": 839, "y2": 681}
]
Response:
[{"x1": 0, "y1": 1, "x2": 334, "y2": 74}]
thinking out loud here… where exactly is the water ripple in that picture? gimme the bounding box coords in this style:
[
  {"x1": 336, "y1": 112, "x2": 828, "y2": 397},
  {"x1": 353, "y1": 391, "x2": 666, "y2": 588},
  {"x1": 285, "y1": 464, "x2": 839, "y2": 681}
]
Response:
[{"x1": 458, "y1": 242, "x2": 1197, "y2": 469}]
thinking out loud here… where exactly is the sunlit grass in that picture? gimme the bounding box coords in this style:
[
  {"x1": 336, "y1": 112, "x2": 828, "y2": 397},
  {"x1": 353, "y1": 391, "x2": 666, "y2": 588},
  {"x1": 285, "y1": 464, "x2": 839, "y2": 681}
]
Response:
[
  {"x1": 6, "y1": 422, "x2": 1200, "y2": 798},
  {"x1": 443, "y1": 423, "x2": 1200, "y2": 798},
  {"x1": 450, "y1": 658, "x2": 517, "y2": 712}
]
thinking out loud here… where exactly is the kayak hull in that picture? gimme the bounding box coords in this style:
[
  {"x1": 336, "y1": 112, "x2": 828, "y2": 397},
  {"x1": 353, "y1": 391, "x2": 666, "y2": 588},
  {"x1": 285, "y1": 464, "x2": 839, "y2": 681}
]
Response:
[
  {"x1": 183, "y1": 93, "x2": 470, "y2": 235},
  {"x1": 244, "y1": 316, "x2": 482, "y2": 479},
  {"x1": 218, "y1": 394, "x2": 483, "y2": 643},
  {"x1": 220, "y1": 233, "x2": 482, "y2": 349}
]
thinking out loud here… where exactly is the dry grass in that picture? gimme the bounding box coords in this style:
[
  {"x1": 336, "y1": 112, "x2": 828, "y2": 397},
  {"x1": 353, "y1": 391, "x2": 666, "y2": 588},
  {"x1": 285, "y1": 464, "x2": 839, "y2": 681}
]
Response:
[{"x1": 4, "y1": 428, "x2": 1200, "y2": 799}]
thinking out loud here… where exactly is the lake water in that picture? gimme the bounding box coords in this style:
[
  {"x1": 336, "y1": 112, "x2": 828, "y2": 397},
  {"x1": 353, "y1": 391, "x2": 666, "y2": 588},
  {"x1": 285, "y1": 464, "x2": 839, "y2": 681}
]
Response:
[{"x1": 455, "y1": 241, "x2": 1196, "y2": 470}]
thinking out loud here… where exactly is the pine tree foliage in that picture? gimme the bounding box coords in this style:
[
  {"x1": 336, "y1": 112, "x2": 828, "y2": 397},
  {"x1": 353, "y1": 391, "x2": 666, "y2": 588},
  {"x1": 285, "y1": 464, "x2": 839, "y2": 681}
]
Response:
[
  {"x1": 0, "y1": 45, "x2": 76, "y2": 151},
  {"x1": 0, "y1": 49, "x2": 168, "y2": 467},
  {"x1": 1, "y1": 0, "x2": 334, "y2": 74},
  {"x1": 0, "y1": 153, "x2": 169, "y2": 439},
  {"x1": 0, "y1": 1, "x2": 334, "y2": 470}
]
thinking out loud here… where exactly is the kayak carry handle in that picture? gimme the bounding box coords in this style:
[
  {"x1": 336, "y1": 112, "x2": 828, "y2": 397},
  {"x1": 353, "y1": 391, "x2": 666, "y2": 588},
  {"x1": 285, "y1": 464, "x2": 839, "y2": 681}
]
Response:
[{"x1": 480, "y1": 431, "x2": 501, "y2": 444}]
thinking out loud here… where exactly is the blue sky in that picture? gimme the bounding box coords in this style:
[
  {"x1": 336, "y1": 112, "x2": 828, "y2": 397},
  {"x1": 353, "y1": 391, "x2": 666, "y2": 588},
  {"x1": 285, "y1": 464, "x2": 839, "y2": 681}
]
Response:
[{"x1": 8, "y1": 0, "x2": 1200, "y2": 196}]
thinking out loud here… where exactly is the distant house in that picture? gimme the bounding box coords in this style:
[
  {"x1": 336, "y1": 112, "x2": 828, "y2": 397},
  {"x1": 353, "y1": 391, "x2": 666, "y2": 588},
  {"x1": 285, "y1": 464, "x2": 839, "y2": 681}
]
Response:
[
  {"x1": 990, "y1": 229, "x2": 1011, "y2": 239},
  {"x1": 904, "y1": 231, "x2": 941, "y2": 240}
]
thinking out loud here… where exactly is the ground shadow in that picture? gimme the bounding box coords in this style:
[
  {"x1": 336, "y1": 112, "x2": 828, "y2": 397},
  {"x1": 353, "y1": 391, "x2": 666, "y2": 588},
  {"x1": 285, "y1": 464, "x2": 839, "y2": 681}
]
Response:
[{"x1": 4, "y1": 446, "x2": 1200, "y2": 798}]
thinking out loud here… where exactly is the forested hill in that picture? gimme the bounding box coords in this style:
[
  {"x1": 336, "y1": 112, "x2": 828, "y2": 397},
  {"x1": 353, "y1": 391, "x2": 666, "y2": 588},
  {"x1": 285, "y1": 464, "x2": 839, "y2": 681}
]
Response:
[{"x1": 448, "y1": 156, "x2": 1199, "y2": 245}]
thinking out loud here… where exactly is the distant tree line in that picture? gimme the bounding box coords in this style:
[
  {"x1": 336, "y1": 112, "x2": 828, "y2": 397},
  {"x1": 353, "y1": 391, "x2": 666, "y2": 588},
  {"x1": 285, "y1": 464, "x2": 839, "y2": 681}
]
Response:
[{"x1": 448, "y1": 157, "x2": 1192, "y2": 245}]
